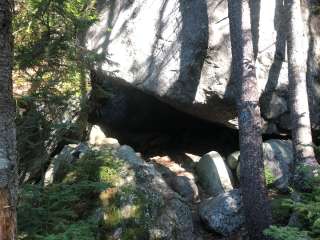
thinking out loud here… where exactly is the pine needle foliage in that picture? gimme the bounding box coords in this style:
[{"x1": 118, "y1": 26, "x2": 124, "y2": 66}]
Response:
[
  {"x1": 14, "y1": 0, "x2": 100, "y2": 183},
  {"x1": 265, "y1": 172, "x2": 320, "y2": 239}
]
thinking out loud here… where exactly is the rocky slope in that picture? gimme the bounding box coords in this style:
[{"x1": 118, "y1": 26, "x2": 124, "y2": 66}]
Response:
[{"x1": 25, "y1": 125, "x2": 299, "y2": 240}]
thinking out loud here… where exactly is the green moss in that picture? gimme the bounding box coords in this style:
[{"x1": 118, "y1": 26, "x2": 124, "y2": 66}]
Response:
[
  {"x1": 101, "y1": 184, "x2": 159, "y2": 239},
  {"x1": 62, "y1": 148, "x2": 123, "y2": 184},
  {"x1": 265, "y1": 166, "x2": 276, "y2": 186}
]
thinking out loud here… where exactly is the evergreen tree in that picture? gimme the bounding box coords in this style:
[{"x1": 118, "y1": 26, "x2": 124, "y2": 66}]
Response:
[
  {"x1": 286, "y1": 0, "x2": 319, "y2": 177},
  {"x1": 228, "y1": 0, "x2": 272, "y2": 239},
  {"x1": 0, "y1": 0, "x2": 17, "y2": 238}
]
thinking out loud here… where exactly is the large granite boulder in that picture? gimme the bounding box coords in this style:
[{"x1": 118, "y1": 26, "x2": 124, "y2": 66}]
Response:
[
  {"x1": 114, "y1": 145, "x2": 196, "y2": 239},
  {"x1": 263, "y1": 139, "x2": 294, "y2": 191},
  {"x1": 236, "y1": 139, "x2": 294, "y2": 191},
  {"x1": 86, "y1": 0, "x2": 320, "y2": 130},
  {"x1": 199, "y1": 189, "x2": 244, "y2": 236},
  {"x1": 195, "y1": 151, "x2": 233, "y2": 196}
]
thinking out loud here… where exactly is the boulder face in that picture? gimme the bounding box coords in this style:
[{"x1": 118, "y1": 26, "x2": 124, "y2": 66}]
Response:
[
  {"x1": 199, "y1": 189, "x2": 244, "y2": 236},
  {"x1": 235, "y1": 139, "x2": 294, "y2": 192},
  {"x1": 86, "y1": 0, "x2": 320, "y2": 130},
  {"x1": 263, "y1": 139, "x2": 294, "y2": 191},
  {"x1": 196, "y1": 151, "x2": 234, "y2": 196}
]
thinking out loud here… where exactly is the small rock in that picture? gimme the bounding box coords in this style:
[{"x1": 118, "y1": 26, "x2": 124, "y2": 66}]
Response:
[
  {"x1": 227, "y1": 151, "x2": 240, "y2": 170},
  {"x1": 261, "y1": 93, "x2": 288, "y2": 120},
  {"x1": 44, "y1": 144, "x2": 87, "y2": 185},
  {"x1": 236, "y1": 139, "x2": 294, "y2": 191},
  {"x1": 171, "y1": 176, "x2": 199, "y2": 202},
  {"x1": 89, "y1": 125, "x2": 107, "y2": 145},
  {"x1": 72, "y1": 143, "x2": 90, "y2": 158},
  {"x1": 199, "y1": 189, "x2": 244, "y2": 236},
  {"x1": 89, "y1": 125, "x2": 120, "y2": 149},
  {"x1": 196, "y1": 151, "x2": 233, "y2": 196},
  {"x1": 103, "y1": 138, "x2": 120, "y2": 149},
  {"x1": 263, "y1": 139, "x2": 293, "y2": 191},
  {"x1": 185, "y1": 153, "x2": 201, "y2": 163}
]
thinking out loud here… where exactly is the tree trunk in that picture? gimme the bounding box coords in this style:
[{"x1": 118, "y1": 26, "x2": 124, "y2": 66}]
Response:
[
  {"x1": 287, "y1": 0, "x2": 318, "y2": 169},
  {"x1": 0, "y1": 0, "x2": 17, "y2": 239},
  {"x1": 228, "y1": 0, "x2": 272, "y2": 239}
]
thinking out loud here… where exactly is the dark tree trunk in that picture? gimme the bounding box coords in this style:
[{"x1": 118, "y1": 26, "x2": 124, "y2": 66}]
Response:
[
  {"x1": 228, "y1": 0, "x2": 272, "y2": 239},
  {"x1": 0, "y1": 0, "x2": 17, "y2": 239},
  {"x1": 287, "y1": 0, "x2": 318, "y2": 168}
]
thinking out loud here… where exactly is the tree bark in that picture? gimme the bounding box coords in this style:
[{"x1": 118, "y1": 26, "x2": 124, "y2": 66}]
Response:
[
  {"x1": 0, "y1": 0, "x2": 17, "y2": 239},
  {"x1": 286, "y1": 0, "x2": 318, "y2": 169},
  {"x1": 228, "y1": 0, "x2": 272, "y2": 239}
]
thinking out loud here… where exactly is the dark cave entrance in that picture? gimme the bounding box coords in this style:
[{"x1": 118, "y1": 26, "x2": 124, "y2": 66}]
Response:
[
  {"x1": 88, "y1": 76, "x2": 290, "y2": 160},
  {"x1": 88, "y1": 79, "x2": 240, "y2": 159}
]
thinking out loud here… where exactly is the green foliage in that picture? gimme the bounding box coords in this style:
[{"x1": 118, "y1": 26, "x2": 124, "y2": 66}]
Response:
[
  {"x1": 264, "y1": 226, "x2": 310, "y2": 240},
  {"x1": 265, "y1": 166, "x2": 276, "y2": 186},
  {"x1": 270, "y1": 196, "x2": 292, "y2": 224},
  {"x1": 18, "y1": 149, "x2": 110, "y2": 239},
  {"x1": 18, "y1": 148, "x2": 161, "y2": 239},
  {"x1": 14, "y1": 0, "x2": 97, "y2": 110},
  {"x1": 14, "y1": 0, "x2": 99, "y2": 183},
  {"x1": 14, "y1": 0, "x2": 97, "y2": 71},
  {"x1": 18, "y1": 183, "x2": 104, "y2": 239},
  {"x1": 293, "y1": 164, "x2": 317, "y2": 191},
  {"x1": 265, "y1": 172, "x2": 320, "y2": 239},
  {"x1": 39, "y1": 222, "x2": 97, "y2": 240}
]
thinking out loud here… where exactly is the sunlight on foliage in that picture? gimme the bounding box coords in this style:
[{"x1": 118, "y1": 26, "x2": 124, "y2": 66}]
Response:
[
  {"x1": 18, "y1": 148, "x2": 161, "y2": 239},
  {"x1": 14, "y1": 0, "x2": 99, "y2": 183}
]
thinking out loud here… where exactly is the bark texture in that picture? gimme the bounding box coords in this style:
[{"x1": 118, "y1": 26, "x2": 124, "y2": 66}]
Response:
[
  {"x1": 0, "y1": 0, "x2": 17, "y2": 239},
  {"x1": 287, "y1": 0, "x2": 318, "y2": 168},
  {"x1": 228, "y1": 0, "x2": 272, "y2": 239}
]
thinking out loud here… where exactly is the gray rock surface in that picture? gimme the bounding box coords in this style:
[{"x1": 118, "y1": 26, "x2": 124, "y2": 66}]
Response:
[
  {"x1": 171, "y1": 175, "x2": 199, "y2": 202},
  {"x1": 196, "y1": 151, "x2": 233, "y2": 196},
  {"x1": 116, "y1": 145, "x2": 145, "y2": 166},
  {"x1": 92, "y1": 142, "x2": 196, "y2": 240},
  {"x1": 89, "y1": 125, "x2": 120, "y2": 149},
  {"x1": 236, "y1": 139, "x2": 294, "y2": 191},
  {"x1": 199, "y1": 189, "x2": 244, "y2": 236},
  {"x1": 263, "y1": 139, "x2": 294, "y2": 191},
  {"x1": 261, "y1": 93, "x2": 288, "y2": 120},
  {"x1": 44, "y1": 143, "x2": 90, "y2": 185},
  {"x1": 117, "y1": 150, "x2": 195, "y2": 239},
  {"x1": 86, "y1": 0, "x2": 320, "y2": 130},
  {"x1": 227, "y1": 151, "x2": 240, "y2": 170}
]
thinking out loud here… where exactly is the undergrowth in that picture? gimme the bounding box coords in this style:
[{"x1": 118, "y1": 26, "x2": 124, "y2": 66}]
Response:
[
  {"x1": 265, "y1": 171, "x2": 320, "y2": 240},
  {"x1": 18, "y1": 148, "x2": 156, "y2": 240}
]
